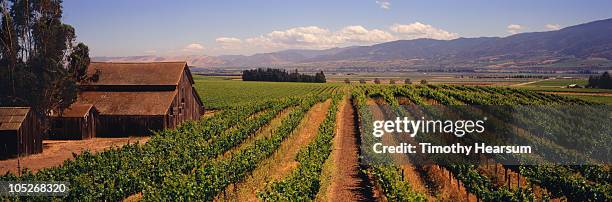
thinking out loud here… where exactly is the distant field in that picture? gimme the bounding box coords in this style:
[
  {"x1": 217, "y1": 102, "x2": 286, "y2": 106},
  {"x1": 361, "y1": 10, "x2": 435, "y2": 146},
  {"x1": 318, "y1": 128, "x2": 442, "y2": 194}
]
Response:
[
  {"x1": 194, "y1": 75, "x2": 611, "y2": 107},
  {"x1": 523, "y1": 79, "x2": 587, "y2": 87},
  {"x1": 534, "y1": 58, "x2": 612, "y2": 68},
  {"x1": 515, "y1": 78, "x2": 612, "y2": 94},
  {"x1": 329, "y1": 73, "x2": 535, "y2": 86},
  {"x1": 193, "y1": 76, "x2": 338, "y2": 109},
  {"x1": 525, "y1": 87, "x2": 612, "y2": 93},
  {"x1": 560, "y1": 94, "x2": 612, "y2": 104}
]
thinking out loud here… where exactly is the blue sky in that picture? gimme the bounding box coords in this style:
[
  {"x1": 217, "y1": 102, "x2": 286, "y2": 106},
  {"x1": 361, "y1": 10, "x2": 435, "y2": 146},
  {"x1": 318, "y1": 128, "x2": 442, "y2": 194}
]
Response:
[{"x1": 62, "y1": 0, "x2": 612, "y2": 57}]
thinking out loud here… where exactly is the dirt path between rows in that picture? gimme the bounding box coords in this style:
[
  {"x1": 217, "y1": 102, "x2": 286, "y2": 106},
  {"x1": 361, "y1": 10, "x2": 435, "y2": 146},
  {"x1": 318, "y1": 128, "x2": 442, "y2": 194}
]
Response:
[
  {"x1": 216, "y1": 100, "x2": 331, "y2": 202},
  {"x1": 326, "y1": 97, "x2": 379, "y2": 202},
  {"x1": 0, "y1": 137, "x2": 150, "y2": 174}
]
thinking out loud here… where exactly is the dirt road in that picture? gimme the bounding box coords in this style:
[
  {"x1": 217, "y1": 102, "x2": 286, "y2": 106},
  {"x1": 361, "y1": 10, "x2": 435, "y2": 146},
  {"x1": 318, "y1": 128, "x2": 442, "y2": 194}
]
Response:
[
  {"x1": 0, "y1": 137, "x2": 149, "y2": 174},
  {"x1": 327, "y1": 97, "x2": 378, "y2": 201}
]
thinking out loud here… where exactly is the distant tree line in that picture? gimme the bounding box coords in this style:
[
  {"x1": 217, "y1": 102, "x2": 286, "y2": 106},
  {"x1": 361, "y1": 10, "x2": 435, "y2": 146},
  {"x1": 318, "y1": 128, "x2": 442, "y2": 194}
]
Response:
[
  {"x1": 242, "y1": 68, "x2": 326, "y2": 83},
  {"x1": 587, "y1": 72, "x2": 611, "y2": 89}
]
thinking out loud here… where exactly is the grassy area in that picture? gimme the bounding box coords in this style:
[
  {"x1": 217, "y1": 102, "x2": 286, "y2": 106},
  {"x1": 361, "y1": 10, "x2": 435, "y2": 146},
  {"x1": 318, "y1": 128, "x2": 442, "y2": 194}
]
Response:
[
  {"x1": 559, "y1": 94, "x2": 612, "y2": 105},
  {"x1": 534, "y1": 58, "x2": 612, "y2": 68},
  {"x1": 518, "y1": 86, "x2": 612, "y2": 93},
  {"x1": 524, "y1": 79, "x2": 588, "y2": 87},
  {"x1": 516, "y1": 78, "x2": 612, "y2": 93},
  {"x1": 193, "y1": 75, "x2": 338, "y2": 109},
  {"x1": 192, "y1": 75, "x2": 612, "y2": 106}
]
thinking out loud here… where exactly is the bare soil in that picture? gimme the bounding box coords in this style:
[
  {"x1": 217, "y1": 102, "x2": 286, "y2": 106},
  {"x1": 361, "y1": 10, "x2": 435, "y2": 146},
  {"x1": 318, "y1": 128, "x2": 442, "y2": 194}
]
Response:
[
  {"x1": 511, "y1": 78, "x2": 553, "y2": 87},
  {"x1": 216, "y1": 100, "x2": 331, "y2": 202},
  {"x1": 203, "y1": 109, "x2": 221, "y2": 118},
  {"x1": 327, "y1": 97, "x2": 379, "y2": 202},
  {"x1": 0, "y1": 137, "x2": 149, "y2": 174}
]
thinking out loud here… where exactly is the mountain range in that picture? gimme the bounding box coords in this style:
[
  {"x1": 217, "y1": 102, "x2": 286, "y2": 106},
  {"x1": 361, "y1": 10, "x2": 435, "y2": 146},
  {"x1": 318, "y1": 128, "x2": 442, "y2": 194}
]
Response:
[{"x1": 94, "y1": 18, "x2": 612, "y2": 71}]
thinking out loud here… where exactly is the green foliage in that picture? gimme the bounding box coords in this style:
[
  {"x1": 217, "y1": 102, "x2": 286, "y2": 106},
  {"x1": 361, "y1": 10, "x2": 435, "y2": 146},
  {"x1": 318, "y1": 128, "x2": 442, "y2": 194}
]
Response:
[
  {"x1": 143, "y1": 94, "x2": 329, "y2": 201},
  {"x1": 368, "y1": 166, "x2": 426, "y2": 202},
  {"x1": 362, "y1": 84, "x2": 610, "y2": 201},
  {"x1": 1, "y1": 80, "x2": 609, "y2": 201},
  {"x1": 404, "y1": 78, "x2": 412, "y2": 84},
  {"x1": 193, "y1": 75, "x2": 338, "y2": 109},
  {"x1": 587, "y1": 72, "x2": 612, "y2": 89},
  {"x1": 242, "y1": 68, "x2": 326, "y2": 83},
  {"x1": 257, "y1": 94, "x2": 342, "y2": 201},
  {"x1": 68, "y1": 42, "x2": 91, "y2": 82},
  {"x1": 0, "y1": 97, "x2": 300, "y2": 200},
  {"x1": 0, "y1": 0, "x2": 89, "y2": 131}
]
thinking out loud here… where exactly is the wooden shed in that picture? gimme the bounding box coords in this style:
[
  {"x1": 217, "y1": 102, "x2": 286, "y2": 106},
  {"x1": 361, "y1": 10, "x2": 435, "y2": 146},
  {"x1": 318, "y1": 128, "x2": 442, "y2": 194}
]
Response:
[
  {"x1": 0, "y1": 107, "x2": 42, "y2": 159},
  {"x1": 49, "y1": 104, "x2": 97, "y2": 140},
  {"x1": 76, "y1": 62, "x2": 204, "y2": 136}
]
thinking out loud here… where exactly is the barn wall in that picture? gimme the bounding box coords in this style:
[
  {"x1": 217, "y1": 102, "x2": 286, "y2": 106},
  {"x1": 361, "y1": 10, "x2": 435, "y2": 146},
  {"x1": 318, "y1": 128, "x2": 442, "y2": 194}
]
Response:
[
  {"x1": 49, "y1": 117, "x2": 83, "y2": 140},
  {"x1": 0, "y1": 131, "x2": 18, "y2": 159},
  {"x1": 19, "y1": 110, "x2": 42, "y2": 155},
  {"x1": 49, "y1": 110, "x2": 97, "y2": 140},
  {"x1": 97, "y1": 115, "x2": 164, "y2": 137},
  {"x1": 86, "y1": 110, "x2": 97, "y2": 138},
  {"x1": 0, "y1": 110, "x2": 42, "y2": 159},
  {"x1": 165, "y1": 70, "x2": 204, "y2": 129}
]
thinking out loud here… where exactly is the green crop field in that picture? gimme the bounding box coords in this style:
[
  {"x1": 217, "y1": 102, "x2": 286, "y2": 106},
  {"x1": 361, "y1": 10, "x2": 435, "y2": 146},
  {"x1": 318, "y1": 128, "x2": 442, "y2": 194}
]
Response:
[
  {"x1": 519, "y1": 86, "x2": 612, "y2": 93},
  {"x1": 516, "y1": 78, "x2": 612, "y2": 95},
  {"x1": 193, "y1": 76, "x2": 339, "y2": 109},
  {"x1": 2, "y1": 78, "x2": 610, "y2": 201},
  {"x1": 561, "y1": 94, "x2": 612, "y2": 104},
  {"x1": 524, "y1": 79, "x2": 588, "y2": 87}
]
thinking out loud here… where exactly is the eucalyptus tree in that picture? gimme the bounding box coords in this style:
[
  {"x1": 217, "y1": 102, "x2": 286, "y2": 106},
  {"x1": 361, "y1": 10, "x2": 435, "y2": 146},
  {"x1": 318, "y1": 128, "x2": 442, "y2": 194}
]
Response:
[{"x1": 0, "y1": 0, "x2": 90, "y2": 131}]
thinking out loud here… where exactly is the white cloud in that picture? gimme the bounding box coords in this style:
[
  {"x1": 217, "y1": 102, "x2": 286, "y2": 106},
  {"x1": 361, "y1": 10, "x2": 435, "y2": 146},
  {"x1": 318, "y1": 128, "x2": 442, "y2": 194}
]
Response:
[
  {"x1": 182, "y1": 43, "x2": 205, "y2": 52},
  {"x1": 390, "y1": 22, "x2": 459, "y2": 40},
  {"x1": 545, "y1": 24, "x2": 561, "y2": 31},
  {"x1": 215, "y1": 22, "x2": 458, "y2": 54},
  {"x1": 376, "y1": 0, "x2": 391, "y2": 10},
  {"x1": 507, "y1": 24, "x2": 524, "y2": 34},
  {"x1": 215, "y1": 37, "x2": 242, "y2": 49},
  {"x1": 144, "y1": 50, "x2": 157, "y2": 54},
  {"x1": 337, "y1": 25, "x2": 395, "y2": 43},
  {"x1": 216, "y1": 37, "x2": 242, "y2": 44},
  {"x1": 242, "y1": 25, "x2": 398, "y2": 50}
]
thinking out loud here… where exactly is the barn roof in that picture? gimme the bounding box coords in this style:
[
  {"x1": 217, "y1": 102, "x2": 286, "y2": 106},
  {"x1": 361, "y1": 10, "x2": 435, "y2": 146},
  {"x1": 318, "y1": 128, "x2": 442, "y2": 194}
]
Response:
[
  {"x1": 0, "y1": 107, "x2": 30, "y2": 131},
  {"x1": 77, "y1": 91, "x2": 175, "y2": 116},
  {"x1": 50, "y1": 104, "x2": 95, "y2": 118},
  {"x1": 83, "y1": 62, "x2": 188, "y2": 86}
]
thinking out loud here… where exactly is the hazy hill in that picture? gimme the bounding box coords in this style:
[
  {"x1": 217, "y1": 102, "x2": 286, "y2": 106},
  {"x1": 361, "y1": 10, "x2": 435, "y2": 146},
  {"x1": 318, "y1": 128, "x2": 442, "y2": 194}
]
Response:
[{"x1": 94, "y1": 18, "x2": 612, "y2": 70}]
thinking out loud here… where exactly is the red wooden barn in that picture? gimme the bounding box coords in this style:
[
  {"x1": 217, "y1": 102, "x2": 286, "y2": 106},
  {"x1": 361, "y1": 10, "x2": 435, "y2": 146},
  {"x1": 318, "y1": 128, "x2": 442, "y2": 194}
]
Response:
[
  {"x1": 0, "y1": 107, "x2": 42, "y2": 159},
  {"x1": 75, "y1": 62, "x2": 204, "y2": 136},
  {"x1": 49, "y1": 104, "x2": 98, "y2": 140}
]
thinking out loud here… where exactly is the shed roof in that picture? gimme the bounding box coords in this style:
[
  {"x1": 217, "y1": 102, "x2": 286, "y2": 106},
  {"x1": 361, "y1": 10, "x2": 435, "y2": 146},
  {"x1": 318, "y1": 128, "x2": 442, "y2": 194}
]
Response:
[
  {"x1": 50, "y1": 104, "x2": 95, "y2": 118},
  {"x1": 0, "y1": 107, "x2": 30, "y2": 131},
  {"x1": 77, "y1": 91, "x2": 175, "y2": 116},
  {"x1": 83, "y1": 62, "x2": 188, "y2": 86}
]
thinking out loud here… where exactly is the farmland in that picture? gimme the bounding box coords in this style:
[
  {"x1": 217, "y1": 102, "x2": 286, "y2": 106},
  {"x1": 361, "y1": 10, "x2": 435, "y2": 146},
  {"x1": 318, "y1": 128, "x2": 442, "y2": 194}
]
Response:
[
  {"x1": 1, "y1": 77, "x2": 610, "y2": 201},
  {"x1": 194, "y1": 76, "x2": 339, "y2": 109}
]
